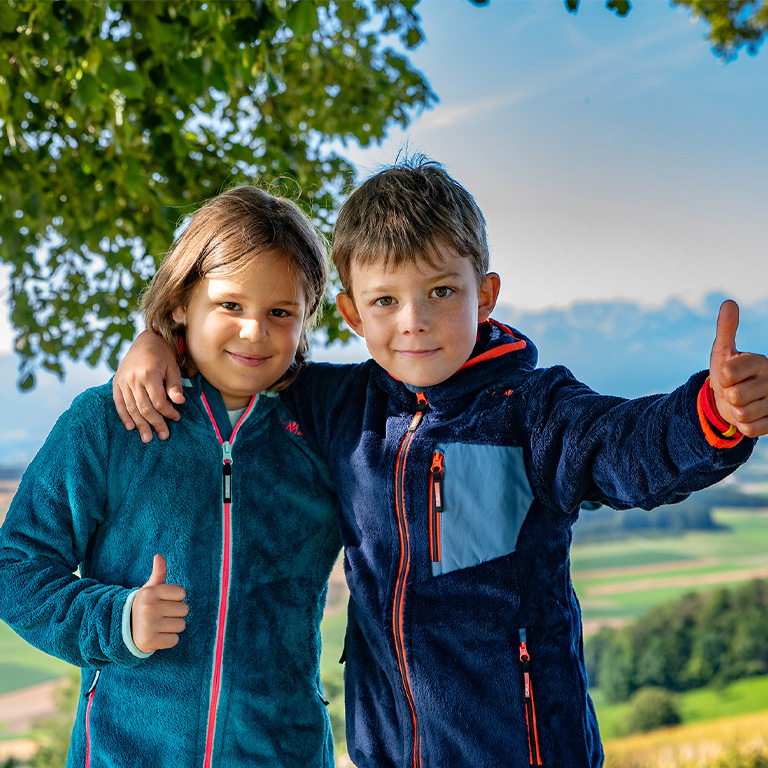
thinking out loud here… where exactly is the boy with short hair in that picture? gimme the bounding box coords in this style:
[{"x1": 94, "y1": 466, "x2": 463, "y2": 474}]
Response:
[{"x1": 114, "y1": 157, "x2": 768, "y2": 767}]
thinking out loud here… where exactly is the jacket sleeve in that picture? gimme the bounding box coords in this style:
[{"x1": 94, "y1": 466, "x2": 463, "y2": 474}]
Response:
[
  {"x1": 0, "y1": 388, "x2": 145, "y2": 668},
  {"x1": 522, "y1": 367, "x2": 755, "y2": 514}
]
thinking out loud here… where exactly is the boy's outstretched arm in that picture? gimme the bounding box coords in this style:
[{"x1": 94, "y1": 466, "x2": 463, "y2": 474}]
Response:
[
  {"x1": 113, "y1": 332, "x2": 184, "y2": 442},
  {"x1": 709, "y1": 300, "x2": 768, "y2": 438}
]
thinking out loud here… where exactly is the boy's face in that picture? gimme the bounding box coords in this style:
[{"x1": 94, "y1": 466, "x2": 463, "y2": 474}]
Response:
[{"x1": 336, "y1": 243, "x2": 499, "y2": 388}]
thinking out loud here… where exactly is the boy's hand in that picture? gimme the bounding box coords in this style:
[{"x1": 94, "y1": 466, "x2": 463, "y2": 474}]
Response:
[
  {"x1": 131, "y1": 554, "x2": 188, "y2": 654},
  {"x1": 709, "y1": 300, "x2": 768, "y2": 438},
  {"x1": 112, "y1": 332, "x2": 185, "y2": 442}
]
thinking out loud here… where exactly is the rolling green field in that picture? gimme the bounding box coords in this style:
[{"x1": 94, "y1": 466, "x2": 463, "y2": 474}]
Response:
[
  {"x1": 592, "y1": 675, "x2": 768, "y2": 741},
  {"x1": 572, "y1": 508, "x2": 768, "y2": 630},
  {"x1": 0, "y1": 622, "x2": 73, "y2": 697}
]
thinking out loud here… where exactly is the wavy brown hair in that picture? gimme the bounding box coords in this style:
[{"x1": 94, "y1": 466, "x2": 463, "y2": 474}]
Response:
[
  {"x1": 141, "y1": 186, "x2": 328, "y2": 391},
  {"x1": 332, "y1": 155, "x2": 489, "y2": 296}
]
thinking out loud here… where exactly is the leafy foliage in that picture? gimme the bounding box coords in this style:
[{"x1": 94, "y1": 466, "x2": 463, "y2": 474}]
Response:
[
  {"x1": 0, "y1": 0, "x2": 435, "y2": 388},
  {"x1": 626, "y1": 686, "x2": 681, "y2": 734},
  {"x1": 586, "y1": 579, "x2": 768, "y2": 703},
  {"x1": 567, "y1": 0, "x2": 768, "y2": 60},
  {"x1": 672, "y1": 0, "x2": 768, "y2": 60}
]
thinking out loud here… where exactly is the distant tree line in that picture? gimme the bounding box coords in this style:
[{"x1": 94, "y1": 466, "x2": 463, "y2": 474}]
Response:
[
  {"x1": 585, "y1": 579, "x2": 768, "y2": 703},
  {"x1": 574, "y1": 485, "x2": 768, "y2": 543}
]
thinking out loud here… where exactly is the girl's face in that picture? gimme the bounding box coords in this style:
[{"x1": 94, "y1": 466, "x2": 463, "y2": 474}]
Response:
[{"x1": 173, "y1": 252, "x2": 306, "y2": 409}]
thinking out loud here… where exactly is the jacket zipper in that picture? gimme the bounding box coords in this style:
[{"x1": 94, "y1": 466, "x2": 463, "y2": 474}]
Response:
[
  {"x1": 84, "y1": 669, "x2": 100, "y2": 768},
  {"x1": 393, "y1": 392, "x2": 428, "y2": 768},
  {"x1": 519, "y1": 628, "x2": 544, "y2": 766},
  {"x1": 201, "y1": 393, "x2": 255, "y2": 768},
  {"x1": 428, "y1": 451, "x2": 444, "y2": 570}
]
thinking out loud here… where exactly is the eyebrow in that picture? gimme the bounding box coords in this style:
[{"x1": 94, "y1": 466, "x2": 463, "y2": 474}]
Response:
[
  {"x1": 357, "y1": 271, "x2": 465, "y2": 298},
  {"x1": 210, "y1": 290, "x2": 303, "y2": 308}
]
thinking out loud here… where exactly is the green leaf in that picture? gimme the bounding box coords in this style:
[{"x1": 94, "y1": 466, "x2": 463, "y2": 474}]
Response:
[
  {"x1": 606, "y1": 0, "x2": 631, "y2": 17},
  {"x1": 74, "y1": 71, "x2": 100, "y2": 109},
  {"x1": 287, "y1": 1, "x2": 317, "y2": 38}
]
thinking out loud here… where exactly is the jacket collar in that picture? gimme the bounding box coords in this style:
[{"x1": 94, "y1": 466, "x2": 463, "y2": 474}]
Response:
[{"x1": 182, "y1": 374, "x2": 276, "y2": 442}]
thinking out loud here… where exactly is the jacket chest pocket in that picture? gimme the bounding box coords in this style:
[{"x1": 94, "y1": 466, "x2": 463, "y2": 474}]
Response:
[{"x1": 429, "y1": 443, "x2": 533, "y2": 577}]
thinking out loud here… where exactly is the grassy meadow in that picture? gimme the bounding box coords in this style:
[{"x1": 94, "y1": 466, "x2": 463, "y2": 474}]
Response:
[{"x1": 573, "y1": 508, "x2": 768, "y2": 633}]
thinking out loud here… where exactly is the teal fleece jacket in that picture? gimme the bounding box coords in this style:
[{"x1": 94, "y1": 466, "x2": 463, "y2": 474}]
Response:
[{"x1": 0, "y1": 378, "x2": 341, "y2": 767}]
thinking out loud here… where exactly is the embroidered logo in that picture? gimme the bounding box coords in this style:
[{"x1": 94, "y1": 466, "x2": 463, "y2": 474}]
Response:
[{"x1": 280, "y1": 419, "x2": 303, "y2": 437}]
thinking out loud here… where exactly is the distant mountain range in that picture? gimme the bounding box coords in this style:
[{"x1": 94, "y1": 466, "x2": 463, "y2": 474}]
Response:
[
  {"x1": 1, "y1": 294, "x2": 766, "y2": 470},
  {"x1": 494, "y1": 293, "x2": 768, "y2": 399}
]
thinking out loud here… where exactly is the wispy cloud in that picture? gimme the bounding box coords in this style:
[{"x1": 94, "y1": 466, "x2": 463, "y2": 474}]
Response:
[{"x1": 411, "y1": 16, "x2": 702, "y2": 136}]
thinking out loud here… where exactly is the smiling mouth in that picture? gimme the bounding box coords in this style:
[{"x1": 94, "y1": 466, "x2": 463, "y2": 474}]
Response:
[
  {"x1": 396, "y1": 349, "x2": 439, "y2": 358},
  {"x1": 227, "y1": 351, "x2": 270, "y2": 367}
]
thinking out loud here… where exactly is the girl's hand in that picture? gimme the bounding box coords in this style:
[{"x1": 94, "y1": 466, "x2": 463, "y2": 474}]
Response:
[
  {"x1": 709, "y1": 300, "x2": 768, "y2": 438},
  {"x1": 131, "y1": 555, "x2": 188, "y2": 654},
  {"x1": 113, "y1": 332, "x2": 185, "y2": 442}
]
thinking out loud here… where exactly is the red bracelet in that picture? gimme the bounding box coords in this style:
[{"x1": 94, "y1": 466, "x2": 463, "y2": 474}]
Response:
[
  {"x1": 697, "y1": 378, "x2": 742, "y2": 448},
  {"x1": 700, "y1": 378, "x2": 731, "y2": 433}
]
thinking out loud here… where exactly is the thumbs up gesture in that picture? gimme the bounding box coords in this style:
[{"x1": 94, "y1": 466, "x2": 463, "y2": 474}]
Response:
[
  {"x1": 709, "y1": 300, "x2": 768, "y2": 438},
  {"x1": 131, "y1": 554, "x2": 188, "y2": 654}
]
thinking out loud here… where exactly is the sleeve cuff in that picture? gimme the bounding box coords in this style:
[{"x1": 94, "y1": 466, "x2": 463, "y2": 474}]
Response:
[
  {"x1": 122, "y1": 588, "x2": 153, "y2": 659},
  {"x1": 697, "y1": 378, "x2": 744, "y2": 449}
]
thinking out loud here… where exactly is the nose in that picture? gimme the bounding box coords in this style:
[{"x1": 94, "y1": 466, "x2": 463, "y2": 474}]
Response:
[
  {"x1": 239, "y1": 318, "x2": 267, "y2": 342},
  {"x1": 400, "y1": 301, "x2": 430, "y2": 334}
]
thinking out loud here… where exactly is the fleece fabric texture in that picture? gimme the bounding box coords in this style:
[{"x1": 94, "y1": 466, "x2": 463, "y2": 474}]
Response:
[
  {"x1": 281, "y1": 319, "x2": 756, "y2": 768},
  {"x1": 0, "y1": 377, "x2": 341, "y2": 768}
]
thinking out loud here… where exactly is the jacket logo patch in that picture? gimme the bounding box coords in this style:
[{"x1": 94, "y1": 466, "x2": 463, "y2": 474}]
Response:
[{"x1": 280, "y1": 420, "x2": 303, "y2": 437}]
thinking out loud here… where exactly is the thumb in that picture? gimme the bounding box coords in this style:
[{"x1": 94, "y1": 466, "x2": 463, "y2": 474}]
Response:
[
  {"x1": 711, "y1": 300, "x2": 740, "y2": 361},
  {"x1": 144, "y1": 554, "x2": 168, "y2": 587}
]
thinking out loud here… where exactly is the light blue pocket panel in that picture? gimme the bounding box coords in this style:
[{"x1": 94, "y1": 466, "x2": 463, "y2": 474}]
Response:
[{"x1": 433, "y1": 443, "x2": 533, "y2": 576}]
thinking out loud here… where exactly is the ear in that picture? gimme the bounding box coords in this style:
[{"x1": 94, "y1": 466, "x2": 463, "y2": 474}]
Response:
[
  {"x1": 336, "y1": 292, "x2": 365, "y2": 338},
  {"x1": 172, "y1": 306, "x2": 187, "y2": 326},
  {"x1": 477, "y1": 272, "x2": 500, "y2": 323}
]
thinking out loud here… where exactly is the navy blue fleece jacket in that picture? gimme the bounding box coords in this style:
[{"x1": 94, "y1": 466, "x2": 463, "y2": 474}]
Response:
[
  {"x1": 281, "y1": 319, "x2": 755, "y2": 768},
  {"x1": 0, "y1": 377, "x2": 341, "y2": 768}
]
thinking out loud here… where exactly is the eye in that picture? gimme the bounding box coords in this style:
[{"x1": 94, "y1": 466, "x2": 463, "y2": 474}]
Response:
[
  {"x1": 269, "y1": 308, "x2": 292, "y2": 318},
  {"x1": 430, "y1": 286, "x2": 454, "y2": 299},
  {"x1": 220, "y1": 301, "x2": 242, "y2": 311},
  {"x1": 373, "y1": 296, "x2": 395, "y2": 308}
]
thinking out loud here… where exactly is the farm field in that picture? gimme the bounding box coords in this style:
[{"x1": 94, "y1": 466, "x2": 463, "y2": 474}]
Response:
[
  {"x1": 592, "y1": 675, "x2": 768, "y2": 741},
  {"x1": 572, "y1": 508, "x2": 768, "y2": 634},
  {"x1": 602, "y1": 708, "x2": 768, "y2": 768}
]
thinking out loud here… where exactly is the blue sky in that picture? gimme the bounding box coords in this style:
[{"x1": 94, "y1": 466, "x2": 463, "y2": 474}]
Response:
[
  {"x1": 2, "y1": 0, "x2": 767, "y2": 356},
  {"x1": 338, "y1": 0, "x2": 768, "y2": 314}
]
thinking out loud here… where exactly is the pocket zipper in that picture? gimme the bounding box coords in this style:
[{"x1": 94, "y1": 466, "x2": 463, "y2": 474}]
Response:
[
  {"x1": 518, "y1": 629, "x2": 544, "y2": 766},
  {"x1": 429, "y1": 451, "x2": 444, "y2": 571}
]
